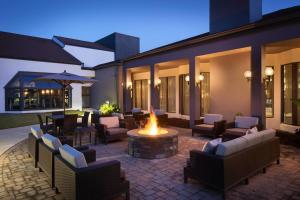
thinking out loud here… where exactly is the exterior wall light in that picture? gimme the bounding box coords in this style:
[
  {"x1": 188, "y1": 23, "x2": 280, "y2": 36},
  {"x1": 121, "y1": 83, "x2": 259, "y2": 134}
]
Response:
[
  {"x1": 244, "y1": 70, "x2": 252, "y2": 82},
  {"x1": 185, "y1": 75, "x2": 190, "y2": 83},
  {"x1": 156, "y1": 79, "x2": 161, "y2": 89},
  {"x1": 148, "y1": 80, "x2": 151, "y2": 85},
  {"x1": 265, "y1": 67, "x2": 274, "y2": 77},
  {"x1": 127, "y1": 81, "x2": 133, "y2": 90},
  {"x1": 196, "y1": 74, "x2": 205, "y2": 87}
]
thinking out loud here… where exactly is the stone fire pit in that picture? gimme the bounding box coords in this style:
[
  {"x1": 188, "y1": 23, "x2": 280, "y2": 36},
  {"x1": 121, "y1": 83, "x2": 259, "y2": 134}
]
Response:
[{"x1": 127, "y1": 128, "x2": 178, "y2": 159}]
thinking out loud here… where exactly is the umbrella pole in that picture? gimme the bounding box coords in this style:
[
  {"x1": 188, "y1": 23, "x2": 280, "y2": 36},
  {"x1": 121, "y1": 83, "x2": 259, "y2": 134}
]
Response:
[{"x1": 63, "y1": 84, "x2": 66, "y2": 115}]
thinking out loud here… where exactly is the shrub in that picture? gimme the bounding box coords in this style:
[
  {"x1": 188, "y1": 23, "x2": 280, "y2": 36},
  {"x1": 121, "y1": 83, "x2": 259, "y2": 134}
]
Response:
[{"x1": 99, "y1": 101, "x2": 120, "y2": 115}]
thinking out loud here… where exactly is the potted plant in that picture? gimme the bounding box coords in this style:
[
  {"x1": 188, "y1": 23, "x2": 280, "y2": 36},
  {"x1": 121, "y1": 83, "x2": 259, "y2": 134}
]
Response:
[{"x1": 99, "y1": 101, "x2": 120, "y2": 116}]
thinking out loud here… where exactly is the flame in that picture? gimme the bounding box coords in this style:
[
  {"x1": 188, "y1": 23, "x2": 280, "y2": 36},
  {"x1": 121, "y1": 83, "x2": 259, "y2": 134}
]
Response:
[{"x1": 145, "y1": 111, "x2": 159, "y2": 135}]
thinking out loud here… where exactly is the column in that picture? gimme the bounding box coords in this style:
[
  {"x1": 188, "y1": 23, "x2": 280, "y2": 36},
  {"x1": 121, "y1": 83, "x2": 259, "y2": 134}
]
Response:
[
  {"x1": 150, "y1": 64, "x2": 160, "y2": 110},
  {"x1": 251, "y1": 44, "x2": 266, "y2": 127},
  {"x1": 189, "y1": 57, "x2": 197, "y2": 127},
  {"x1": 123, "y1": 67, "x2": 132, "y2": 112}
]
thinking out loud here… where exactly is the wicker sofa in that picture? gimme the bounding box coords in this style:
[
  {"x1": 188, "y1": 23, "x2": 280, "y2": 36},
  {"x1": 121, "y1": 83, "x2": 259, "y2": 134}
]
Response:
[
  {"x1": 192, "y1": 114, "x2": 226, "y2": 138},
  {"x1": 28, "y1": 132, "x2": 43, "y2": 168},
  {"x1": 184, "y1": 129, "x2": 280, "y2": 196},
  {"x1": 38, "y1": 135, "x2": 96, "y2": 188},
  {"x1": 54, "y1": 156, "x2": 129, "y2": 200}
]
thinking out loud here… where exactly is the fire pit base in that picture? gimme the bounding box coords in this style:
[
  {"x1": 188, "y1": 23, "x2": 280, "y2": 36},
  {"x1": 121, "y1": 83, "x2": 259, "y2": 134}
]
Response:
[{"x1": 127, "y1": 128, "x2": 178, "y2": 159}]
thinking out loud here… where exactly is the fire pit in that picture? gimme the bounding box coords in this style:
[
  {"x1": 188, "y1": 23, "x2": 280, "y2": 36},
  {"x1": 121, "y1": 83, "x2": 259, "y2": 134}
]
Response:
[{"x1": 127, "y1": 112, "x2": 178, "y2": 159}]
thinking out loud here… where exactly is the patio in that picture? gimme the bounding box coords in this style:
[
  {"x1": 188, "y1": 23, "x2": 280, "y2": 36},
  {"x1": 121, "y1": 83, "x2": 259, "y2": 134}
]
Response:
[{"x1": 1, "y1": 127, "x2": 300, "y2": 200}]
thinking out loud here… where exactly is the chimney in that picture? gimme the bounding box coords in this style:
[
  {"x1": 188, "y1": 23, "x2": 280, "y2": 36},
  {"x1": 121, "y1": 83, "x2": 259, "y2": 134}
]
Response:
[
  {"x1": 96, "y1": 33, "x2": 140, "y2": 60},
  {"x1": 210, "y1": 0, "x2": 262, "y2": 33}
]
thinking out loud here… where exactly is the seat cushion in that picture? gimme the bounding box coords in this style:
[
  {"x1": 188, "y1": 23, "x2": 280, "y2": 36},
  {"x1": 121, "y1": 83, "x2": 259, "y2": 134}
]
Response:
[
  {"x1": 235, "y1": 116, "x2": 259, "y2": 129},
  {"x1": 31, "y1": 127, "x2": 43, "y2": 139},
  {"x1": 203, "y1": 114, "x2": 223, "y2": 125},
  {"x1": 194, "y1": 124, "x2": 214, "y2": 131},
  {"x1": 216, "y1": 136, "x2": 248, "y2": 156},
  {"x1": 202, "y1": 138, "x2": 222, "y2": 154},
  {"x1": 107, "y1": 128, "x2": 128, "y2": 135},
  {"x1": 100, "y1": 116, "x2": 119, "y2": 128},
  {"x1": 59, "y1": 144, "x2": 88, "y2": 168},
  {"x1": 41, "y1": 134, "x2": 62, "y2": 150},
  {"x1": 225, "y1": 128, "x2": 248, "y2": 136}
]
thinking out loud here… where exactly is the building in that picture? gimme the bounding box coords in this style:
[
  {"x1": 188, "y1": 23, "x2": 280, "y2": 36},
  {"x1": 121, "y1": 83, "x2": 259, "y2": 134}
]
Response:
[
  {"x1": 93, "y1": 0, "x2": 300, "y2": 132},
  {"x1": 0, "y1": 31, "x2": 139, "y2": 113}
]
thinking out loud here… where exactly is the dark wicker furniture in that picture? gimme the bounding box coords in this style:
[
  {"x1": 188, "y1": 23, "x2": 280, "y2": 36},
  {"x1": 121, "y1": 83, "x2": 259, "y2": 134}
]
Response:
[
  {"x1": 192, "y1": 118, "x2": 226, "y2": 138},
  {"x1": 184, "y1": 137, "x2": 280, "y2": 196},
  {"x1": 54, "y1": 158, "x2": 130, "y2": 200},
  {"x1": 28, "y1": 133, "x2": 42, "y2": 167},
  {"x1": 37, "y1": 114, "x2": 55, "y2": 133},
  {"x1": 77, "y1": 111, "x2": 90, "y2": 128},
  {"x1": 38, "y1": 142, "x2": 96, "y2": 188}
]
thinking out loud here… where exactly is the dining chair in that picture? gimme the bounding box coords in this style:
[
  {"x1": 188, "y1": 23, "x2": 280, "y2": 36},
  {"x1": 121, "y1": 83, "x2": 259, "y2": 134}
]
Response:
[
  {"x1": 77, "y1": 111, "x2": 90, "y2": 128},
  {"x1": 36, "y1": 114, "x2": 54, "y2": 133},
  {"x1": 62, "y1": 114, "x2": 78, "y2": 136}
]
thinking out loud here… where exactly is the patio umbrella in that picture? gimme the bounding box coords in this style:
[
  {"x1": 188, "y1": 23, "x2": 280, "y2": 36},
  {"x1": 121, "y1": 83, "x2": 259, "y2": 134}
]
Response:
[{"x1": 34, "y1": 70, "x2": 97, "y2": 114}]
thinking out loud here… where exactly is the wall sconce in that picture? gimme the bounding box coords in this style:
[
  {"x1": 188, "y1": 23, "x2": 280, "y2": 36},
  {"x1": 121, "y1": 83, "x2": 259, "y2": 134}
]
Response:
[
  {"x1": 196, "y1": 74, "x2": 205, "y2": 87},
  {"x1": 264, "y1": 67, "x2": 274, "y2": 82},
  {"x1": 156, "y1": 79, "x2": 161, "y2": 89},
  {"x1": 148, "y1": 80, "x2": 151, "y2": 85},
  {"x1": 127, "y1": 81, "x2": 132, "y2": 90},
  {"x1": 185, "y1": 75, "x2": 190, "y2": 85},
  {"x1": 244, "y1": 70, "x2": 252, "y2": 82}
]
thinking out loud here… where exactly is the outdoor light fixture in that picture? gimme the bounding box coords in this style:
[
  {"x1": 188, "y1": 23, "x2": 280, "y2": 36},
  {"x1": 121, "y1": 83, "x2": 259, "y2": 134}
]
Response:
[
  {"x1": 127, "y1": 81, "x2": 133, "y2": 90},
  {"x1": 155, "y1": 79, "x2": 161, "y2": 89},
  {"x1": 185, "y1": 75, "x2": 190, "y2": 85},
  {"x1": 265, "y1": 67, "x2": 274, "y2": 77},
  {"x1": 196, "y1": 74, "x2": 205, "y2": 87},
  {"x1": 148, "y1": 80, "x2": 151, "y2": 85},
  {"x1": 244, "y1": 70, "x2": 252, "y2": 82}
]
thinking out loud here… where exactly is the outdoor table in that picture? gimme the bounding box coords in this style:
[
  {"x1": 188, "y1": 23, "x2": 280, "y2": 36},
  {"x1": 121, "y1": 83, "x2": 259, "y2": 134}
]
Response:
[
  {"x1": 46, "y1": 114, "x2": 83, "y2": 134},
  {"x1": 75, "y1": 126, "x2": 96, "y2": 146}
]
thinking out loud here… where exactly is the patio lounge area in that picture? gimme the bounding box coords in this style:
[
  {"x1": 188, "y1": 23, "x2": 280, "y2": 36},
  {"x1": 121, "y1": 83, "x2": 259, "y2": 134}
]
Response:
[{"x1": 1, "y1": 127, "x2": 300, "y2": 200}]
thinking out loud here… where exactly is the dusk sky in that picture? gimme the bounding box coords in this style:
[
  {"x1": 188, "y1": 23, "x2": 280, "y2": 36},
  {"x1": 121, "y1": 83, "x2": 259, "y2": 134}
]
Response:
[{"x1": 1, "y1": 0, "x2": 300, "y2": 52}]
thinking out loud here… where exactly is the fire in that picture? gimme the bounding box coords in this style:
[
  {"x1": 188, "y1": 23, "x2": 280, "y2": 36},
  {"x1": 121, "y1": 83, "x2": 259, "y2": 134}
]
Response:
[{"x1": 138, "y1": 110, "x2": 168, "y2": 136}]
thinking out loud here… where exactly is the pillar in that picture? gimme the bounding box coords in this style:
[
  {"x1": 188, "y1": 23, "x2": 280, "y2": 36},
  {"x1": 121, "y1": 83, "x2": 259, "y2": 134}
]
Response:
[
  {"x1": 123, "y1": 67, "x2": 132, "y2": 112},
  {"x1": 150, "y1": 64, "x2": 160, "y2": 110},
  {"x1": 189, "y1": 57, "x2": 197, "y2": 127}
]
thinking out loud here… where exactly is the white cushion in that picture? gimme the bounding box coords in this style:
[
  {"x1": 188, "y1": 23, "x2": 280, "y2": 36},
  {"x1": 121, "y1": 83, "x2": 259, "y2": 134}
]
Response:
[
  {"x1": 59, "y1": 145, "x2": 87, "y2": 168},
  {"x1": 242, "y1": 131, "x2": 263, "y2": 147},
  {"x1": 260, "y1": 129, "x2": 276, "y2": 141},
  {"x1": 132, "y1": 108, "x2": 141, "y2": 113},
  {"x1": 112, "y1": 112, "x2": 124, "y2": 120},
  {"x1": 202, "y1": 138, "x2": 222, "y2": 154},
  {"x1": 246, "y1": 126, "x2": 258, "y2": 135},
  {"x1": 235, "y1": 116, "x2": 259, "y2": 129},
  {"x1": 216, "y1": 137, "x2": 248, "y2": 156},
  {"x1": 31, "y1": 127, "x2": 43, "y2": 139},
  {"x1": 154, "y1": 109, "x2": 165, "y2": 116},
  {"x1": 100, "y1": 116, "x2": 119, "y2": 128},
  {"x1": 41, "y1": 134, "x2": 62, "y2": 151},
  {"x1": 204, "y1": 114, "x2": 223, "y2": 125}
]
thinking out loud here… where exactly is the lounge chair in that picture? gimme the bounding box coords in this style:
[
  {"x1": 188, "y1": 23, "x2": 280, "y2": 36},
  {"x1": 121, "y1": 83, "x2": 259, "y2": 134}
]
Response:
[
  {"x1": 154, "y1": 109, "x2": 168, "y2": 127},
  {"x1": 54, "y1": 146, "x2": 130, "y2": 200},
  {"x1": 192, "y1": 114, "x2": 226, "y2": 138},
  {"x1": 95, "y1": 116, "x2": 128, "y2": 144},
  {"x1": 38, "y1": 134, "x2": 95, "y2": 188}
]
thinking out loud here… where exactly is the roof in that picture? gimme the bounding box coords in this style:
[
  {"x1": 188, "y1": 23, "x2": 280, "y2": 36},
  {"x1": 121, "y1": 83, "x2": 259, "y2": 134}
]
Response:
[
  {"x1": 125, "y1": 5, "x2": 300, "y2": 61},
  {"x1": 0, "y1": 31, "x2": 82, "y2": 65},
  {"x1": 54, "y1": 36, "x2": 114, "y2": 52}
]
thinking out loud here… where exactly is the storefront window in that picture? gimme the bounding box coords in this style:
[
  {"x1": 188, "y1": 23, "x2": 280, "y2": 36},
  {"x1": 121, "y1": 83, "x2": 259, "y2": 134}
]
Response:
[
  {"x1": 159, "y1": 76, "x2": 176, "y2": 113},
  {"x1": 133, "y1": 79, "x2": 148, "y2": 110},
  {"x1": 5, "y1": 72, "x2": 72, "y2": 111},
  {"x1": 265, "y1": 67, "x2": 274, "y2": 118},
  {"x1": 179, "y1": 74, "x2": 189, "y2": 115},
  {"x1": 200, "y1": 72, "x2": 210, "y2": 116}
]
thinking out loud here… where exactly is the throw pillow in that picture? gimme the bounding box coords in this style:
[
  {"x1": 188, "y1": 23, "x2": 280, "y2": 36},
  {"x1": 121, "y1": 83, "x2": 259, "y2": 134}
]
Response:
[
  {"x1": 41, "y1": 134, "x2": 62, "y2": 150},
  {"x1": 246, "y1": 126, "x2": 258, "y2": 135},
  {"x1": 202, "y1": 138, "x2": 222, "y2": 154}
]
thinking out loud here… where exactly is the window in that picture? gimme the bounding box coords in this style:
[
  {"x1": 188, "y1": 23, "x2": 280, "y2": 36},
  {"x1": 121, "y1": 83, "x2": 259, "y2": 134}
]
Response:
[
  {"x1": 5, "y1": 72, "x2": 72, "y2": 111},
  {"x1": 159, "y1": 76, "x2": 176, "y2": 113},
  {"x1": 200, "y1": 72, "x2": 210, "y2": 116},
  {"x1": 133, "y1": 79, "x2": 148, "y2": 110},
  {"x1": 82, "y1": 87, "x2": 91, "y2": 108},
  {"x1": 265, "y1": 67, "x2": 274, "y2": 118},
  {"x1": 179, "y1": 74, "x2": 189, "y2": 115},
  {"x1": 282, "y1": 63, "x2": 300, "y2": 125}
]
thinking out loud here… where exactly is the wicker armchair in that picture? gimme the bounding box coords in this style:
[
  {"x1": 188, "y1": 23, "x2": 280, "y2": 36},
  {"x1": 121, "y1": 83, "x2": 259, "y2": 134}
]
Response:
[
  {"x1": 54, "y1": 157, "x2": 130, "y2": 200},
  {"x1": 28, "y1": 133, "x2": 42, "y2": 168},
  {"x1": 192, "y1": 114, "x2": 226, "y2": 138},
  {"x1": 38, "y1": 141, "x2": 95, "y2": 188},
  {"x1": 95, "y1": 116, "x2": 128, "y2": 144}
]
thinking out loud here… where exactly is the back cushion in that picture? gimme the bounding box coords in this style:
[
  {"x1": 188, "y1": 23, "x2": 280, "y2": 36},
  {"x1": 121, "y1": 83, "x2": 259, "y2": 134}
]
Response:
[
  {"x1": 41, "y1": 134, "x2": 62, "y2": 150},
  {"x1": 59, "y1": 145, "x2": 88, "y2": 168},
  {"x1": 216, "y1": 137, "x2": 248, "y2": 156},
  {"x1": 242, "y1": 131, "x2": 263, "y2": 147},
  {"x1": 31, "y1": 127, "x2": 43, "y2": 139},
  {"x1": 154, "y1": 109, "x2": 166, "y2": 116},
  {"x1": 260, "y1": 129, "x2": 276, "y2": 141},
  {"x1": 204, "y1": 114, "x2": 223, "y2": 125},
  {"x1": 112, "y1": 112, "x2": 124, "y2": 120},
  {"x1": 132, "y1": 108, "x2": 141, "y2": 113},
  {"x1": 235, "y1": 116, "x2": 259, "y2": 129},
  {"x1": 100, "y1": 116, "x2": 119, "y2": 128},
  {"x1": 202, "y1": 138, "x2": 222, "y2": 154}
]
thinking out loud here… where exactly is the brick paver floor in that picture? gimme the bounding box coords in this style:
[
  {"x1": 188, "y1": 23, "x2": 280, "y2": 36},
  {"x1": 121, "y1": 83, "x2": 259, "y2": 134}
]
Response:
[{"x1": 0, "y1": 127, "x2": 300, "y2": 200}]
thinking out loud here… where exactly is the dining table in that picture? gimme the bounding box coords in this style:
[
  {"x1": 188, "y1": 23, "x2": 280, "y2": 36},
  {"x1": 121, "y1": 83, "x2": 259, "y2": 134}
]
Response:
[{"x1": 46, "y1": 114, "x2": 83, "y2": 134}]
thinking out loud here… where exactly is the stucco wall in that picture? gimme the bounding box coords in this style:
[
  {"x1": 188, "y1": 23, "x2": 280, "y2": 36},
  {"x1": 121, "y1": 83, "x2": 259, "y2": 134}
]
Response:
[
  {"x1": 0, "y1": 58, "x2": 94, "y2": 113},
  {"x1": 91, "y1": 66, "x2": 118, "y2": 109},
  {"x1": 209, "y1": 52, "x2": 251, "y2": 121},
  {"x1": 63, "y1": 45, "x2": 114, "y2": 68}
]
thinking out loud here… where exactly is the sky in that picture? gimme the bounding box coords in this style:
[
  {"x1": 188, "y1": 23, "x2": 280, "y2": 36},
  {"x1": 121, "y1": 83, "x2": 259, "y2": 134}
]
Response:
[{"x1": 0, "y1": 0, "x2": 300, "y2": 52}]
